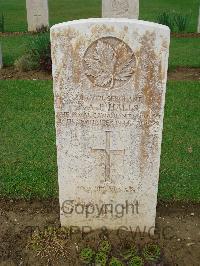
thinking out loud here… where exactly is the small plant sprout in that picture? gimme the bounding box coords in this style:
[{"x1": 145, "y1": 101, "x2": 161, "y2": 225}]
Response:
[
  {"x1": 109, "y1": 257, "x2": 124, "y2": 266},
  {"x1": 142, "y1": 243, "x2": 161, "y2": 263},
  {"x1": 80, "y1": 247, "x2": 95, "y2": 264},
  {"x1": 98, "y1": 240, "x2": 112, "y2": 254},
  {"x1": 121, "y1": 245, "x2": 138, "y2": 260},
  {"x1": 129, "y1": 256, "x2": 144, "y2": 266},
  {"x1": 95, "y1": 251, "x2": 108, "y2": 266}
]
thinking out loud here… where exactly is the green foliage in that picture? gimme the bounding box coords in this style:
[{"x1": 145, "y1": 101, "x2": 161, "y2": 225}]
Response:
[
  {"x1": 13, "y1": 33, "x2": 52, "y2": 72},
  {"x1": 157, "y1": 11, "x2": 191, "y2": 32},
  {"x1": 95, "y1": 251, "x2": 108, "y2": 266},
  {"x1": 98, "y1": 240, "x2": 112, "y2": 254},
  {"x1": 142, "y1": 244, "x2": 161, "y2": 263},
  {"x1": 80, "y1": 247, "x2": 95, "y2": 264},
  {"x1": 120, "y1": 245, "x2": 138, "y2": 261},
  {"x1": 27, "y1": 33, "x2": 51, "y2": 72},
  {"x1": 14, "y1": 54, "x2": 39, "y2": 72},
  {"x1": 129, "y1": 256, "x2": 144, "y2": 266},
  {"x1": 35, "y1": 25, "x2": 49, "y2": 33},
  {"x1": 0, "y1": 13, "x2": 5, "y2": 32},
  {"x1": 157, "y1": 11, "x2": 174, "y2": 31},
  {"x1": 109, "y1": 257, "x2": 124, "y2": 266},
  {"x1": 174, "y1": 13, "x2": 191, "y2": 32}
]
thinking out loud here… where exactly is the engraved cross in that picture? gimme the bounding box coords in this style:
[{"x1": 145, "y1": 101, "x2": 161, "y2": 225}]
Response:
[{"x1": 91, "y1": 131, "x2": 125, "y2": 182}]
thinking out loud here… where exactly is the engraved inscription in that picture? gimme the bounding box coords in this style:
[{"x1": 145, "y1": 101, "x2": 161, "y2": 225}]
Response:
[
  {"x1": 34, "y1": 14, "x2": 42, "y2": 18},
  {"x1": 112, "y1": 0, "x2": 129, "y2": 16},
  {"x1": 91, "y1": 131, "x2": 125, "y2": 182},
  {"x1": 83, "y1": 37, "x2": 136, "y2": 90},
  {"x1": 60, "y1": 93, "x2": 144, "y2": 128}
]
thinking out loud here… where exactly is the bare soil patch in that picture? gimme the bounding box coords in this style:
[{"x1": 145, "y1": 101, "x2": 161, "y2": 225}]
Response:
[
  {"x1": 0, "y1": 32, "x2": 43, "y2": 37},
  {"x1": 168, "y1": 67, "x2": 200, "y2": 81},
  {"x1": 0, "y1": 199, "x2": 199, "y2": 265},
  {"x1": 0, "y1": 67, "x2": 52, "y2": 80},
  {"x1": 1, "y1": 66, "x2": 200, "y2": 81},
  {"x1": 171, "y1": 33, "x2": 200, "y2": 38}
]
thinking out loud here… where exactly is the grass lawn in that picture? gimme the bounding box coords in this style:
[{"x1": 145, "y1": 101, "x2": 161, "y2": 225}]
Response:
[
  {"x1": 0, "y1": 34, "x2": 200, "y2": 68},
  {"x1": 169, "y1": 38, "x2": 200, "y2": 69},
  {"x1": 0, "y1": 80, "x2": 199, "y2": 201},
  {"x1": 0, "y1": 34, "x2": 34, "y2": 66},
  {"x1": 0, "y1": 0, "x2": 199, "y2": 32},
  {"x1": 159, "y1": 81, "x2": 200, "y2": 201},
  {"x1": 0, "y1": 81, "x2": 57, "y2": 198}
]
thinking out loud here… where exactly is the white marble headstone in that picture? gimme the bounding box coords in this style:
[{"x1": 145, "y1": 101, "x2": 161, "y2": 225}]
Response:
[
  {"x1": 102, "y1": 0, "x2": 139, "y2": 19},
  {"x1": 26, "y1": 0, "x2": 49, "y2": 32},
  {"x1": 0, "y1": 44, "x2": 3, "y2": 69},
  {"x1": 51, "y1": 19, "x2": 170, "y2": 231}
]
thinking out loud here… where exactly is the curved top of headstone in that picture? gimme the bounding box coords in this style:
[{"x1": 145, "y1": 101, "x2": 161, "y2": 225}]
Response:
[{"x1": 50, "y1": 18, "x2": 170, "y2": 33}]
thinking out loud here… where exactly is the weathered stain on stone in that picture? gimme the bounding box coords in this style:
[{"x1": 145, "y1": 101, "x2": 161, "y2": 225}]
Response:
[
  {"x1": 132, "y1": 31, "x2": 165, "y2": 179},
  {"x1": 72, "y1": 39, "x2": 83, "y2": 84}
]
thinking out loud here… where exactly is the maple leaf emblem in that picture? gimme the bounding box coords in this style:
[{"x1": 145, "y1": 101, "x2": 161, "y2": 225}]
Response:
[{"x1": 83, "y1": 37, "x2": 136, "y2": 90}]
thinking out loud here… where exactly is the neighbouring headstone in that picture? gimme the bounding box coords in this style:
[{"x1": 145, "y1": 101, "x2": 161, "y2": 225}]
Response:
[
  {"x1": 102, "y1": 0, "x2": 139, "y2": 19},
  {"x1": 198, "y1": 6, "x2": 200, "y2": 33},
  {"x1": 51, "y1": 18, "x2": 170, "y2": 232},
  {"x1": 26, "y1": 0, "x2": 49, "y2": 32},
  {"x1": 0, "y1": 44, "x2": 3, "y2": 69}
]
